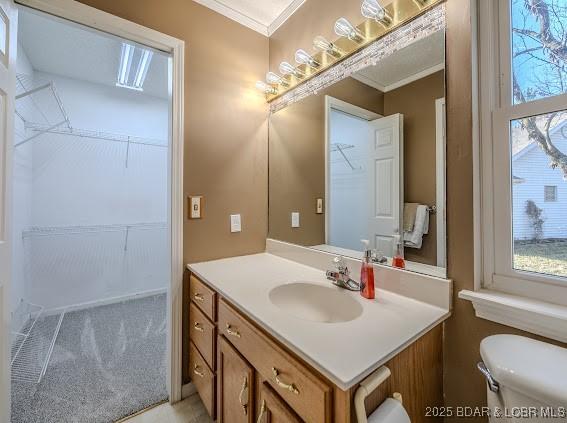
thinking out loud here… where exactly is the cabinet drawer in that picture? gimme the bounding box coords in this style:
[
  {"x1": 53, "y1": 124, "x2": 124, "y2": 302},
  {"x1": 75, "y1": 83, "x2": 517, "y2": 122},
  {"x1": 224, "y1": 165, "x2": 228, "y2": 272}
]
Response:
[
  {"x1": 190, "y1": 275, "x2": 216, "y2": 321},
  {"x1": 218, "y1": 299, "x2": 331, "y2": 423},
  {"x1": 189, "y1": 302, "x2": 216, "y2": 369},
  {"x1": 189, "y1": 342, "x2": 215, "y2": 419}
]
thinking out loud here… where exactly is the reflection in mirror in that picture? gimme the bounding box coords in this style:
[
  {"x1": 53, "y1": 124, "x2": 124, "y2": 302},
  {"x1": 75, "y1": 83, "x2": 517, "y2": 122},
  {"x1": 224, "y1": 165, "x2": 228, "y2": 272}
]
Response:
[{"x1": 269, "y1": 30, "x2": 446, "y2": 278}]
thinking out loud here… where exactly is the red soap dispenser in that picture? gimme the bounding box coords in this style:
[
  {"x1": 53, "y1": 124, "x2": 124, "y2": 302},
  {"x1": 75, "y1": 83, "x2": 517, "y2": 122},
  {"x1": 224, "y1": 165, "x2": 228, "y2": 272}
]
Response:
[
  {"x1": 392, "y1": 236, "x2": 406, "y2": 269},
  {"x1": 360, "y1": 240, "x2": 375, "y2": 300}
]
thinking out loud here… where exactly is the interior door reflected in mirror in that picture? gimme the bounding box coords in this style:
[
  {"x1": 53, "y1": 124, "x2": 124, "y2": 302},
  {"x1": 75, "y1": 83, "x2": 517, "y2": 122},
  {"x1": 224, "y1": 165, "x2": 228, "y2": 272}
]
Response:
[{"x1": 268, "y1": 30, "x2": 446, "y2": 278}]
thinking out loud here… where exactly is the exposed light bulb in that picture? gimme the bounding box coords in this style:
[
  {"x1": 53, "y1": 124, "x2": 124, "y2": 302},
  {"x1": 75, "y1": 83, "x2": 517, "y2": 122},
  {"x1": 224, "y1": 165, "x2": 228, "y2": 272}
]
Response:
[
  {"x1": 313, "y1": 36, "x2": 343, "y2": 58},
  {"x1": 334, "y1": 18, "x2": 364, "y2": 43},
  {"x1": 255, "y1": 81, "x2": 277, "y2": 95},
  {"x1": 294, "y1": 49, "x2": 320, "y2": 68},
  {"x1": 266, "y1": 72, "x2": 289, "y2": 87},
  {"x1": 279, "y1": 61, "x2": 305, "y2": 78},
  {"x1": 361, "y1": 0, "x2": 392, "y2": 25}
]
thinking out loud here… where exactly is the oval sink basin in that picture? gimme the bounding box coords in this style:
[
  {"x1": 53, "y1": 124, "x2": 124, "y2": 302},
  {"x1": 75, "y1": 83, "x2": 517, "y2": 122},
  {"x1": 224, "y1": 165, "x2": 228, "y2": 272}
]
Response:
[{"x1": 268, "y1": 282, "x2": 363, "y2": 323}]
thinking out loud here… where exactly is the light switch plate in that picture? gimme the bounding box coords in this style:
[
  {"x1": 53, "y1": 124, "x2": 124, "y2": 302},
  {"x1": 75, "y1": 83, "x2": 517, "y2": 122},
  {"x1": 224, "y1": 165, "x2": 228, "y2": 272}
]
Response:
[
  {"x1": 291, "y1": 212, "x2": 300, "y2": 228},
  {"x1": 230, "y1": 214, "x2": 241, "y2": 233},
  {"x1": 189, "y1": 196, "x2": 202, "y2": 219},
  {"x1": 316, "y1": 198, "x2": 324, "y2": 214}
]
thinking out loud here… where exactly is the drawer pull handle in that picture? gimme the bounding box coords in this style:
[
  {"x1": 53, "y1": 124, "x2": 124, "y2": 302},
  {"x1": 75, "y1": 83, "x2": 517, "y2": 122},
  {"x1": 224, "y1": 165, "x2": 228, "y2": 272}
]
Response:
[
  {"x1": 193, "y1": 293, "x2": 205, "y2": 302},
  {"x1": 239, "y1": 376, "x2": 248, "y2": 415},
  {"x1": 272, "y1": 367, "x2": 300, "y2": 395},
  {"x1": 193, "y1": 364, "x2": 205, "y2": 378},
  {"x1": 256, "y1": 399, "x2": 266, "y2": 423},
  {"x1": 193, "y1": 322, "x2": 204, "y2": 332},
  {"x1": 226, "y1": 324, "x2": 241, "y2": 338}
]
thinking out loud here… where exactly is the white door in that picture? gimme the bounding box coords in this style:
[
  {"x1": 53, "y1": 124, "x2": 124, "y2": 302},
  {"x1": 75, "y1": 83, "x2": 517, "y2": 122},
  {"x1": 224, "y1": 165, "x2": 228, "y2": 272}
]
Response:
[
  {"x1": 367, "y1": 113, "x2": 403, "y2": 257},
  {"x1": 0, "y1": 0, "x2": 16, "y2": 420}
]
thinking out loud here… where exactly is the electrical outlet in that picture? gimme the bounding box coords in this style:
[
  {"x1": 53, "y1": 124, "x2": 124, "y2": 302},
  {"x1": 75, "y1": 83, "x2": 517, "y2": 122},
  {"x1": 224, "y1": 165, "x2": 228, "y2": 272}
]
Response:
[
  {"x1": 291, "y1": 212, "x2": 300, "y2": 228},
  {"x1": 189, "y1": 196, "x2": 202, "y2": 219},
  {"x1": 230, "y1": 214, "x2": 241, "y2": 233},
  {"x1": 316, "y1": 198, "x2": 324, "y2": 214}
]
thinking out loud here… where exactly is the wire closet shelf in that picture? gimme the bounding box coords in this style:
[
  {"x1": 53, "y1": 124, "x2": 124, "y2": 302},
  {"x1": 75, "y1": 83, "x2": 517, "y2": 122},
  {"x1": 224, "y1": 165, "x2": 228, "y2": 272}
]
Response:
[{"x1": 14, "y1": 74, "x2": 168, "y2": 166}]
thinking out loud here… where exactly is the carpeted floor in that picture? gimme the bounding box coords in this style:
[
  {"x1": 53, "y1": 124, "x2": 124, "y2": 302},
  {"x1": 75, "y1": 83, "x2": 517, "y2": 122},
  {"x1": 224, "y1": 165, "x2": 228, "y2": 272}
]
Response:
[{"x1": 12, "y1": 294, "x2": 168, "y2": 423}]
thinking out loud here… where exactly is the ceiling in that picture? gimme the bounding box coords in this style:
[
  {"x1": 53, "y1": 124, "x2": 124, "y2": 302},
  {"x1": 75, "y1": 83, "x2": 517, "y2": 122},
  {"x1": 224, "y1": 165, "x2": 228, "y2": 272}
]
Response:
[
  {"x1": 353, "y1": 31, "x2": 445, "y2": 92},
  {"x1": 192, "y1": 0, "x2": 305, "y2": 35},
  {"x1": 18, "y1": 9, "x2": 169, "y2": 99}
]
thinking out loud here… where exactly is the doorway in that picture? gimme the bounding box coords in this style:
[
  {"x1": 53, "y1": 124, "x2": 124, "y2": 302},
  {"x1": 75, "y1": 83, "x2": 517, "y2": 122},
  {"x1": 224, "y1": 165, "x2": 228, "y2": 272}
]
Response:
[{"x1": 0, "y1": 1, "x2": 185, "y2": 422}]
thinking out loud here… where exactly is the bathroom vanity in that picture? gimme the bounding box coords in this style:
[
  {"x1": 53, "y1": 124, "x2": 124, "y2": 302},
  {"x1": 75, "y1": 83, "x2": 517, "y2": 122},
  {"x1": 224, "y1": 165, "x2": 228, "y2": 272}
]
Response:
[{"x1": 186, "y1": 250, "x2": 451, "y2": 422}]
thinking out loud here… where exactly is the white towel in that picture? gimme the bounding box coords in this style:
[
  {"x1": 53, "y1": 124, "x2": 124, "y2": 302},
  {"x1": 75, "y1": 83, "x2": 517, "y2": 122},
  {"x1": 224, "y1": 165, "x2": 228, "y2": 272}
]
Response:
[{"x1": 403, "y1": 205, "x2": 429, "y2": 249}]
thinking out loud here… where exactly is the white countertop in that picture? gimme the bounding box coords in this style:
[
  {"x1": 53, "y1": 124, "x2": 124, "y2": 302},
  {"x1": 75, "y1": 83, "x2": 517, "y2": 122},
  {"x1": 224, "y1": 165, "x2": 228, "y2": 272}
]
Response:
[{"x1": 188, "y1": 253, "x2": 450, "y2": 390}]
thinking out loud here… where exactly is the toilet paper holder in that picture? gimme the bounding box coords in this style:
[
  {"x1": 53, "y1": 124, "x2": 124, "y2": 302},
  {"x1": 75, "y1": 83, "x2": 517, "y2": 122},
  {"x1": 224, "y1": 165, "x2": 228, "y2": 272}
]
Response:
[{"x1": 354, "y1": 366, "x2": 404, "y2": 423}]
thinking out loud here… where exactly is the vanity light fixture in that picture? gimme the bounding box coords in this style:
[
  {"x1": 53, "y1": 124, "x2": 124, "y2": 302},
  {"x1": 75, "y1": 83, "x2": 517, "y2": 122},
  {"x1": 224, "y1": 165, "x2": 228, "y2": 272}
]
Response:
[
  {"x1": 294, "y1": 49, "x2": 320, "y2": 69},
  {"x1": 313, "y1": 36, "x2": 343, "y2": 58},
  {"x1": 255, "y1": 80, "x2": 278, "y2": 95},
  {"x1": 361, "y1": 0, "x2": 392, "y2": 26},
  {"x1": 334, "y1": 18, "x2": 365, "y2": 43},
  {"x1": 266, "y1": 72, "x2": 289, "y2": 87},
  {"x1": 279, "y1": 61, "x2": 305, "y2": 78}
]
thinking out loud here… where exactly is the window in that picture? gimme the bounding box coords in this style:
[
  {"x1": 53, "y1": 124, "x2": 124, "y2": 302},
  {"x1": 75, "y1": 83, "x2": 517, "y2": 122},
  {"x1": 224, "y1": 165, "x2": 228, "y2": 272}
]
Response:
[
  {"x1": 544, "y1": 186, "x2": 557, "y2": 202},
  {"x1": 479, "y1": 0, "x2": 567, "y2": 303}
]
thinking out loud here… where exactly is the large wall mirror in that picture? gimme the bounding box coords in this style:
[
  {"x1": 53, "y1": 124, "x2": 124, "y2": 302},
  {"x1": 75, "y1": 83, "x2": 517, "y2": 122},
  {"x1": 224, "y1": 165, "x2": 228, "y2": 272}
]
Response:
[{"x1": 268, "y1": 23, "x2": 446, "y2": 278}]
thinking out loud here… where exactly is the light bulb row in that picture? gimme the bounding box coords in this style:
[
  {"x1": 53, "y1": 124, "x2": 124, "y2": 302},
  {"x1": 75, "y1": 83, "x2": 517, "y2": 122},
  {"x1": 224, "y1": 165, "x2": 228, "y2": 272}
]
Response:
[{"x1": 255, "y1": 0, "x2": 393, "y2": 96}]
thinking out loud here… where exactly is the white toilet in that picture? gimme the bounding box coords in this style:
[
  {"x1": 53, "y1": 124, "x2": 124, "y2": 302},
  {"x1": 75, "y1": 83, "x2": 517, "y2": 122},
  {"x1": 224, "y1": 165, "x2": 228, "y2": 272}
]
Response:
[{"x1": 479, "y1": 335, "x2": 567, "y2": 422}]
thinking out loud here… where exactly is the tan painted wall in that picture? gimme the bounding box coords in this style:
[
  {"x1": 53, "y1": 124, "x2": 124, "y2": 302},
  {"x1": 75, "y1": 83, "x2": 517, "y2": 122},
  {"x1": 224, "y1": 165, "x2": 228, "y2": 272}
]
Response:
[
  {"x1": 77, "y1": 0, "x2": 269, "y2": 265},
  {"x1": 271, "y1": 0, "x2": 567, "y2": 419},
  {"x1": 269, "y1": 77, "x2": 384, "y2": 245},
  {"x1": 384, "y1": 70, "x2": 445, "y2": 266}
]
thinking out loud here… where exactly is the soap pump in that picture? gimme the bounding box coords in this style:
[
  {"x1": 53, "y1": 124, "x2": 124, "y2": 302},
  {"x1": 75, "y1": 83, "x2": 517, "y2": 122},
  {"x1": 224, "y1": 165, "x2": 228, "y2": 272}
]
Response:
[{"x1": 360, "y1": 239, "x2": 375, "y2": 300}]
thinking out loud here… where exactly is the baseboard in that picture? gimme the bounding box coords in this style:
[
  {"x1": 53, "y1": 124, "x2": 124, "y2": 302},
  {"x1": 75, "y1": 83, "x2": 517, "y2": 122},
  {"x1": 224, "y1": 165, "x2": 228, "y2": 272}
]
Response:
[
  {"x1": 42, "y1": 287, "x2": 168, "y2": 317},
  {"x1": 181, "y1": 382, "x2": 196, "y2": 399}
]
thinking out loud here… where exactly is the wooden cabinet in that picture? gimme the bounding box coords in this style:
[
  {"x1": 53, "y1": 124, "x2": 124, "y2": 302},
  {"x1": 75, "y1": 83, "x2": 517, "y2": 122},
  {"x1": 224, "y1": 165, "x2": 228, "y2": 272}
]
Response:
[
  {"x1": 257, "y1": 382, "x2": 302, "y2": 423},
  {"x1": 217, "y1": 336, "x2": 254, "y2": 423},
  {"x1": 187, "y1": 273, "x2": 443, "y2": 423},
  {"x1": 218, "y1": 298, "x2": 331, "y2": 423}
]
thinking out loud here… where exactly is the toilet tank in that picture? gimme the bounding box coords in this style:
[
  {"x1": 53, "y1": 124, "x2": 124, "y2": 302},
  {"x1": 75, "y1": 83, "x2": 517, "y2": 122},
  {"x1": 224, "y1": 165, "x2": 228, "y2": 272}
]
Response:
[{"x1": 480, "y1": 335, "x2": 567, "y2": 422}]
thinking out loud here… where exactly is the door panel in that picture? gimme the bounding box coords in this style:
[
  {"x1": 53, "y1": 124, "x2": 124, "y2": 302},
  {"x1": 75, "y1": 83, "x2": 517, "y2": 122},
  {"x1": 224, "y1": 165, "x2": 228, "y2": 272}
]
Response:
[
  {"x1": 0, "y1": 0, "x2": 17, "y2": 420},
  {"x1": 256, "y1": 382, "x2": 302, "y2": 423},
  {"x1": 367, "y1": 113, "x2": 403, "y2": 257},
  {"x1": 218, "y1": 336, "x2": 254, "y2": 423}
]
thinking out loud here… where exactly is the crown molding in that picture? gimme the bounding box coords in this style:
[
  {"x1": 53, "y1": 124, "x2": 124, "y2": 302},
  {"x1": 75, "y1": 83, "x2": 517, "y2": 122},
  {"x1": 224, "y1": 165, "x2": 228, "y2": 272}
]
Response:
[
  {"x1": 191, "y1": 0, "x2": 269, "y2": 36},
  {"x1": 268, "y1": 0, "x2": 306, "y2": 36},
  {"x1": 191, "y1": 0, "x2": 306, "y2": 37}
]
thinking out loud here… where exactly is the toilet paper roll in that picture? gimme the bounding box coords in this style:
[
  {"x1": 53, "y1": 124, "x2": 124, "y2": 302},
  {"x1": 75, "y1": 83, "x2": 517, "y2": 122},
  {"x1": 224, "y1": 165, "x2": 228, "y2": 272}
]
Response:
[{"x1": 368, "y1": 398, "x2": 411, "y2": 423}]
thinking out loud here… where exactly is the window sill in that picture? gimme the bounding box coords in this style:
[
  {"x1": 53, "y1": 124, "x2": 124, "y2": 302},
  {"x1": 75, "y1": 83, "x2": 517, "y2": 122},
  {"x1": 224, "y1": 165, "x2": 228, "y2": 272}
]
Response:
[{"x1": 459, "y1": 289, "x2": 567, "y2": 343}]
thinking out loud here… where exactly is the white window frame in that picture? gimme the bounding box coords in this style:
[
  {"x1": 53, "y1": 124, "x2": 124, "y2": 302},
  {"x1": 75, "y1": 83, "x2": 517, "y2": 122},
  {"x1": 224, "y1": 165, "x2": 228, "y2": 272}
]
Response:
[{"x1": 478, "y1": 0, "x2": 567, "y2": 306}]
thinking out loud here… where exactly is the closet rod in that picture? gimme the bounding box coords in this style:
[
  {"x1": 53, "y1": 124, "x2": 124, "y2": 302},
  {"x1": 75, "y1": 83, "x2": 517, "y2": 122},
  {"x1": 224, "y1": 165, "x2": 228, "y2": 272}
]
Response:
[
  {"x1": 14, "y1": 120, "x2": 68, "y2": 147},
  {"x1": 26, "y1": 123, "x2": 168, "y2": 148}
]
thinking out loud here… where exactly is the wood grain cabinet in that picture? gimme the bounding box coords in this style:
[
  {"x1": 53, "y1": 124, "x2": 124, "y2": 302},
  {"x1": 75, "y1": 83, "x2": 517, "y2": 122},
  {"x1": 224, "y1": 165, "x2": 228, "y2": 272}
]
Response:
[
  {"x1": 217, "y1": 336, "x2": 255, "y2": 423},
  {"x1": 257, "y1": 382, "x2": 302, "y2": 423},
  {"x1": 187, "y1": 274, "x2": 443, "y2": 423}
]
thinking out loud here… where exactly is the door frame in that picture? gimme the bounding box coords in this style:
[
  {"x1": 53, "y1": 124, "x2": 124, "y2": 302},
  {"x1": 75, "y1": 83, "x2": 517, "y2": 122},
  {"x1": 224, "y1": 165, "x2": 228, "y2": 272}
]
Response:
[
  {"x1": 435, "y1": 97, "x2": 446, "y2": 267},
  {"x1": 10, "y1": 0, "x2": 185, "y2": 405},
  {"x1": 324, "y1": 95, "x2": 381, "y2": 245}
]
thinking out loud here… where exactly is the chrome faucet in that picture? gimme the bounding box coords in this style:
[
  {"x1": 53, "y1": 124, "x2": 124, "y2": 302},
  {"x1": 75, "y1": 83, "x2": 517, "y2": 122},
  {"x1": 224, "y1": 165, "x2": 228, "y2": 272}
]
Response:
[{"x1": 326, "y1": 256, "x2": 361, "y2": 291}]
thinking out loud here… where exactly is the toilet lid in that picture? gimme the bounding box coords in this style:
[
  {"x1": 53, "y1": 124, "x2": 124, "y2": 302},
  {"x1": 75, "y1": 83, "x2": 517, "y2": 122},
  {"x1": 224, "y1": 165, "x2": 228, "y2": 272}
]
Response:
[{"x1": 480, "y1": 334, "x2": 567, "y2": 406}]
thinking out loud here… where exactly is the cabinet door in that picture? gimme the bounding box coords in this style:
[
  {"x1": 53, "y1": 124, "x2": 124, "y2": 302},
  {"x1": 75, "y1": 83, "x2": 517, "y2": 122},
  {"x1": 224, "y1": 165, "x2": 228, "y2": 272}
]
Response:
[
  {"x1": 256, "y1": 382, "x2": 302, "y2": 423},
  {"x1": 218, "y1": 336, "x2": 254, "y2": 423}
]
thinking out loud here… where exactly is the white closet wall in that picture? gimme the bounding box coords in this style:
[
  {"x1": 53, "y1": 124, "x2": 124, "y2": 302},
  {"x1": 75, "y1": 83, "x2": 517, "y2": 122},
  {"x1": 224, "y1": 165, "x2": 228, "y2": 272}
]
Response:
[{"x1": 13, "y1": 50, "x2": 170, "y2": 311}]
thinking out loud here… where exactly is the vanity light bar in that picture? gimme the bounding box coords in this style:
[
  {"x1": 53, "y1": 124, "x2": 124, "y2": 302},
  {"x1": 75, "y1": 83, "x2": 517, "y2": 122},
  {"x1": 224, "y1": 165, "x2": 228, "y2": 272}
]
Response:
[
  {"x1": 255, "y1": 81, "x2": 278, "y2": 95},
  {"x1": 334, "y1": 18, "x2": 365, "y2": 43},
  {"x1": 313, "y1": 36, "x2": 343, "y2": 58},
  {"x1": 361, "y1": 0, "x2": 393, "y2": 26},
  {"x1": 257, "y1": 0, "x2": 443, "y2": 102}
]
